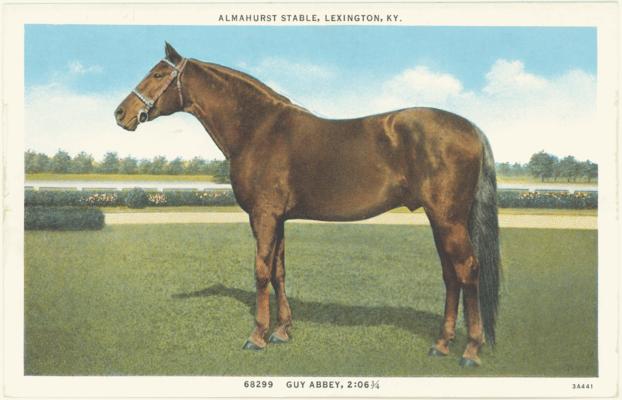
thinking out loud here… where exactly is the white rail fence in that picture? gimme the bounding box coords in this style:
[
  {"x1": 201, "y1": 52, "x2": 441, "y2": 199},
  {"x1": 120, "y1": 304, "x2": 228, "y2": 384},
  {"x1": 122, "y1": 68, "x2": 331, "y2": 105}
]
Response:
[
  {"x1": 25, "y1": 180, "x2": 598, "y2": 193},
  {"x1": 25, "y1": 181, "x2": 232, "y2": 192}
]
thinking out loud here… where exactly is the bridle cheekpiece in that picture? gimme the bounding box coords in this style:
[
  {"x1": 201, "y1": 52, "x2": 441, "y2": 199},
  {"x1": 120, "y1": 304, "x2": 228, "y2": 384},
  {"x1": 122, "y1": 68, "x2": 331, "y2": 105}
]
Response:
[{"x1": 132, "y1": 57, "x2": 188, "y2": 124}]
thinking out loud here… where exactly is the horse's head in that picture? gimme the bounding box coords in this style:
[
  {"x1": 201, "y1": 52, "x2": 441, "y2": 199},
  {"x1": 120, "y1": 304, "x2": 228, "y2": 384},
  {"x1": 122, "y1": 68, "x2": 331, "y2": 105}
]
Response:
[{"x1": 114, "y1": 42, "x2": 188, "y2": 131}]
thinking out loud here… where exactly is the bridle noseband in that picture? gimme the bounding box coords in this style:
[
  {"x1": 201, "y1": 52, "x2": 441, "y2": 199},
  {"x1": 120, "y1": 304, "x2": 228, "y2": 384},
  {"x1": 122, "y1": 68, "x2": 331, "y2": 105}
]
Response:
[{"x1": 132, "y1": 57, "x2": 188, "y2": 123}]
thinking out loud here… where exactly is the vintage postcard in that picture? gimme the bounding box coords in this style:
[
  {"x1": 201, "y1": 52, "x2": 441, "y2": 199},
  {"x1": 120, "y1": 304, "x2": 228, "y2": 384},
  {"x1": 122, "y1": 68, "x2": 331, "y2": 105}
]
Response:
[{"x1": 1, "y1": 1, "x2": 619, "y2": 399}]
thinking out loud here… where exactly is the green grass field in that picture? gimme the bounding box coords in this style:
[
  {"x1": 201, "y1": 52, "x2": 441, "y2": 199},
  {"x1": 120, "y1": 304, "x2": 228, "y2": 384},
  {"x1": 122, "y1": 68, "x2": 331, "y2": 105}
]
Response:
[
  {"x1": 26, "y1": 173, "x2": 215, "y2": 182},
  {"x1": 25, "y1": 224, "x2": 597, "y2": 376},
  {"x1": 26, "y1": 173, "x2": 597, "y2": 186},
  {"x1": 496, "y1": 175, "x2": 597, "y2": 185}
]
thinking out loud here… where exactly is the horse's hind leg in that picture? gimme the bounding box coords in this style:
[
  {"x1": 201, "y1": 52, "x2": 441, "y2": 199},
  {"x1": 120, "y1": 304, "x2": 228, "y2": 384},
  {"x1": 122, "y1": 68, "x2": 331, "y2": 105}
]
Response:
[
  {"x1": 268, "y1": 223, "x2": 292, "y2": 344},
  {"x1": 427, "y1": 211, "x2": 484, "y2": 366}
]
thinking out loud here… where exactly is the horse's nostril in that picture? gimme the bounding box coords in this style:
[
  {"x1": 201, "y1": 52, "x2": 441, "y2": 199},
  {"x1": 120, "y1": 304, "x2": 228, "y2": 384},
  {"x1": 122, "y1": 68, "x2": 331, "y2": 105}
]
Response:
[
  {"x1": 115, "y1": 107, "x2": 125, "y2": 120},
  {"x1": 138, "y1": 110, "x2": 148, "y2": 123}
]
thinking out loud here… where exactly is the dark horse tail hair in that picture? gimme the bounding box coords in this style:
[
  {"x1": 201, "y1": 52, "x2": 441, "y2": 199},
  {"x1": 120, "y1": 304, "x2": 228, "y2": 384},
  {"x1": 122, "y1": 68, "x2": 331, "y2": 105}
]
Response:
[{"x1": 468, "y1": 129, "x2": 501, "y2": 346}]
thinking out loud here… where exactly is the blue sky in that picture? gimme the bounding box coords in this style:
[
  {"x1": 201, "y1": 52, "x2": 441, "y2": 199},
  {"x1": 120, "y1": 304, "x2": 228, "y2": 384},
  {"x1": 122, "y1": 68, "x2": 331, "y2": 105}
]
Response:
[
  {"x1": 24, "y1": 25, "x2": 597, "y2": 162},
  {"x1": 26, "y1": 25, "x2": 595, "y2": 93}
]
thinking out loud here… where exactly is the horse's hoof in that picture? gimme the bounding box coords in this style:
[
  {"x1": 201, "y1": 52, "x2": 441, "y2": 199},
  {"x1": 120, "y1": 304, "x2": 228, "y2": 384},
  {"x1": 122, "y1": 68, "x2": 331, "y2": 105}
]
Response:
[
  {"x1": 459, "y1": 357, "x2": 481, "y2": 367},
  {"x1": 268, "y1": 332, "x2": 289, "y2": 344},
  {"x1": 242, "y1": 339, "x2": 265, "y2": 351},
  {"x1": 428, "y1": 347, "x2": 448, "y2": 357}
]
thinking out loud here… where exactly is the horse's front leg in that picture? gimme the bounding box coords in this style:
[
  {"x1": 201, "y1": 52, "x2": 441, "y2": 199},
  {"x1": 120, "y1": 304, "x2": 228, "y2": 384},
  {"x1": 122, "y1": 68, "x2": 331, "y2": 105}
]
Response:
[
  {"x1": 243, "y1": 211, "x2": 281, "y2": 350},
  {"x1": 268, "y1": 221, "x2": 292, "y2": 344}
]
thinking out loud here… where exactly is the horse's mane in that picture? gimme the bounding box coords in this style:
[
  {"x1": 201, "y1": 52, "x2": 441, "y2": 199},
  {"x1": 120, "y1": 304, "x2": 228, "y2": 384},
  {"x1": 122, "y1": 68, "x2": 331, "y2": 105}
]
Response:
[{"x1": 195, "y1": 60, "x2": 308, "y2": 112}]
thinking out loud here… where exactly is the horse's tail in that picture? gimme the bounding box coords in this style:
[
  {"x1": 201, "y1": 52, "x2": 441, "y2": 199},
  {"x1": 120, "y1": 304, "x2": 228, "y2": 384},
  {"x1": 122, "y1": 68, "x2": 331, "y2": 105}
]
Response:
[{"x1": 468, "y1": 128, "x2": 500, "y2": 346}]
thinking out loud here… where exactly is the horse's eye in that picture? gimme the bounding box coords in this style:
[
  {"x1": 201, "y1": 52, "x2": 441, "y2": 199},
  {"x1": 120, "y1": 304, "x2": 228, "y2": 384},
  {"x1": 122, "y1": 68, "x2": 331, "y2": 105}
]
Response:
[{"x1": 154, "y1": 72, "x2": 164, "y2": 79}]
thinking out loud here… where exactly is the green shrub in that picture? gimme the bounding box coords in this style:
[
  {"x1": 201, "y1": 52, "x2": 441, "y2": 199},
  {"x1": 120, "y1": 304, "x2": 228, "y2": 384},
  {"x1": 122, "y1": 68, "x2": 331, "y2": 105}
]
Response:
[
  {"x1": 25, "y1": 206, "x2": 105, "y2": 230},
  {"x1": 125, "y1": 188, "x2": 149, "y2": 209},
  {"x1": 25, "y1": 190, "x2": 123, "y2": 207},
  {"x1": 158, "y1": 190, "x2": 236, "y2": 206}
]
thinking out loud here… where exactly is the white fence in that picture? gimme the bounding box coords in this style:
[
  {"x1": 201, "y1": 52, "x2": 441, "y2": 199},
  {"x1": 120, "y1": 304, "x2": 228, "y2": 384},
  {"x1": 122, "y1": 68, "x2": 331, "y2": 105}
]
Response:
[
  {"x1": 25, "y1": 180, "x2": 232, "y2": 192},
  {"x1": 24, "y1": 180, "x2": 598, "y2": 193}
]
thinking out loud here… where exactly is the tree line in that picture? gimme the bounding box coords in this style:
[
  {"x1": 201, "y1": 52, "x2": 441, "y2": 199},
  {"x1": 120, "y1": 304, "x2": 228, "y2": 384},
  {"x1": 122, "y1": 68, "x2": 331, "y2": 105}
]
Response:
[
  {"x1": 498, "y1": 151, "x2": 597, "y2": 183},
  {"x1": 25, "y1": 150, "x2": 230, "y2": 182},
  {"x1": 26, "y1": 149, "x2": 597, "y2": 183}
]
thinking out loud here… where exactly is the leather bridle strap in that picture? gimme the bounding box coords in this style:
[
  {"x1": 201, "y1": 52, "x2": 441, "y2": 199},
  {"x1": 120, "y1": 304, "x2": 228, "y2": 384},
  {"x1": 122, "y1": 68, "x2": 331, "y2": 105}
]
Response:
[
  {"x1": 162, "y1": 57, "x2": 188, "y2": 107},
  {"x1": 132, "y1": 58, "x2": 188, "y2": 121}
]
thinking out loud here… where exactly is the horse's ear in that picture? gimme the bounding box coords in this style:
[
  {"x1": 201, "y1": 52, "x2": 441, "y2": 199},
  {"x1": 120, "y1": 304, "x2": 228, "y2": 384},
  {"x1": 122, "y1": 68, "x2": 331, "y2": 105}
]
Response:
[{"x1": 164, "y1": 42, "x2": 182, "y2": 64}]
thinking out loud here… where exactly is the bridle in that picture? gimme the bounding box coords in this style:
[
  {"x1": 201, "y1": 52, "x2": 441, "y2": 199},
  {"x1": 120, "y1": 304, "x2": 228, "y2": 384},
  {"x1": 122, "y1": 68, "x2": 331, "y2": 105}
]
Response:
[{"x1": 132, "y1": 58, "x2": 188, "y2": 124}]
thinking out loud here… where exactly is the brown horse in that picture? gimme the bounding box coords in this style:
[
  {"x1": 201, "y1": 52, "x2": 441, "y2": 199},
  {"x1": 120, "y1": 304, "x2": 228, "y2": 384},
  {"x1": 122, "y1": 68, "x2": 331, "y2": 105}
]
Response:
[{"x1": 115, "y1": 43, "x2": 500, "y2": 367}]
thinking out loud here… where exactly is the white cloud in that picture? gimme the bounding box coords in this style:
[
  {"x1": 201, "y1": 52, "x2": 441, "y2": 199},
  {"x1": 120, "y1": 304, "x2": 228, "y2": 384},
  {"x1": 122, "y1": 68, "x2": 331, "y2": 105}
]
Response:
[
  {"x1": 67, "y1": 61, "x2": 103, "y2": 75},
  {"x1": 483, "y1": 59, "x2": 547, "y2": 96},
  {"x1": 266, "y1": 59, "x2": 597, "y2": 163},
  {"x1": 379, "y1": 66, "x2": 465, "y2": 105},
  {"x1": 461, "y1": 61, "x2": 597, "y2": 163},
  {"x1": 25, "y1": 85, "x2": 224, "y2": 160}
]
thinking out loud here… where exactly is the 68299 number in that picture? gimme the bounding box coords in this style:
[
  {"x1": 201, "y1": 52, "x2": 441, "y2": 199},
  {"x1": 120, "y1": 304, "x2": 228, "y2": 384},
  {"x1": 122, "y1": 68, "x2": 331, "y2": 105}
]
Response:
[{"x1": 243, "y1": 380, "x2": 274, "y2": 389}]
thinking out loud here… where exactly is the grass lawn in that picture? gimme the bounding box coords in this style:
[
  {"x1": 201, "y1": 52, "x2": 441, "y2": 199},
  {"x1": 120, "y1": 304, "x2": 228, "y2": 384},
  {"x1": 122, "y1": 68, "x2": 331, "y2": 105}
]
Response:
[
  {"x1": 27, "y1": 173, "x2": 597, "y2": 186},
  {"x1": 26, "y1": 173, "x2": 216, "y2": 182},
  {"x1": 496, "y1": 175, "x2": 597, "y2": 185},
  {"x1": 24, "y1": 224, "x2": 597, "y2": 376},
  {"x1": 497, "y1": 208, "x2": 597, "y2": 216}
]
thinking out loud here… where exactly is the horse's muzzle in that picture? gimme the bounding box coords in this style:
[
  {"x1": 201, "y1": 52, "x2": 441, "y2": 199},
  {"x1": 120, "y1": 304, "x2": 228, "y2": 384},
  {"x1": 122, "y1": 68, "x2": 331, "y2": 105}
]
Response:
[
  {"x1": 114, "y1": 106, "x2": 125, "y2": 120},
  {"x1": 114, "y1": 106, "x2": 138, "y2": 131}
]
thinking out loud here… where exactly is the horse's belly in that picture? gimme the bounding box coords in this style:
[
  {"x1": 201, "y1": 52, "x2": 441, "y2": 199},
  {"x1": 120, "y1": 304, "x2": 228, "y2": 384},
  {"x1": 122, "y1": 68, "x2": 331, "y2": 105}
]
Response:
[
  {"x1": 287, "y1": 126, "x2": 410, "y2": 221},
  {"x1": 289, "y1": 177, "x2": 404, "y2": 221}
]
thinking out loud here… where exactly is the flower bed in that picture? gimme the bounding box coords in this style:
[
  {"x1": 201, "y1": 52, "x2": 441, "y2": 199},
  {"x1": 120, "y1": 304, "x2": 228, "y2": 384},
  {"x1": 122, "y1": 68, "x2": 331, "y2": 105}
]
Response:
[
  {"x1": 25, "y1": 188, "x2": 597, "y2": 209},
  {"x1": 496, "y1": 190, "x2": 597, "y2": 209},
  {"x1": 25, "y1": 189, "x2": 237, "y2": 208}
]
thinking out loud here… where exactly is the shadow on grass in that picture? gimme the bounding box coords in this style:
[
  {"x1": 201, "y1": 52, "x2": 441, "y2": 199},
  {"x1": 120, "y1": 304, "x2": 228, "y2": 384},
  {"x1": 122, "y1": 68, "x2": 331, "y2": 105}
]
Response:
[{"x1": 173, "y1": 284, "x2": 442, "y2": 342}]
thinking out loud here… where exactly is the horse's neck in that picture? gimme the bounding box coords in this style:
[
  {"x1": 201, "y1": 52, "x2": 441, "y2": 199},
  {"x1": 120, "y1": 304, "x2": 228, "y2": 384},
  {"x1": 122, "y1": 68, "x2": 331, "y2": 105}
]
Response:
[{"x1": 182, "y1": 61, "x2": 284, "y2": 159}]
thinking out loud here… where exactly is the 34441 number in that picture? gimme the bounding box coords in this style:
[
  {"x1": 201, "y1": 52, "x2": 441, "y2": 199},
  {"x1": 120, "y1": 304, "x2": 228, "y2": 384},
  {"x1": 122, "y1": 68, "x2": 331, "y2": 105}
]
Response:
[{"x1": 572, "y1": 383, "x2": 593, "y2": 390}]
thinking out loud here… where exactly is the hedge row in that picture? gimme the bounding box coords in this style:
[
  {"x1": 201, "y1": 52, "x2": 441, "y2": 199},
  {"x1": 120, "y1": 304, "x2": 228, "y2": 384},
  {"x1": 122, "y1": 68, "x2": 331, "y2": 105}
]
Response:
[
  {"x1": 24, "y1": 189, "x2": 237, "y2": 208},
  {"x1": 25, "y1": 206, "x2": 105, "y2": 230},
  {"x1": 497, "y1": 190, "x2": 597, "y2": 209},
  {"x1": 24, "y1": 189, "x2": 598, "y2": 209}
]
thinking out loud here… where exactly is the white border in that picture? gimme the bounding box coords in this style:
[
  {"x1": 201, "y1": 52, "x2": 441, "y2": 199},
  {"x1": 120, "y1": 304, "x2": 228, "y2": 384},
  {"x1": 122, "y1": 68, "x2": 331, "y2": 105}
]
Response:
[{"x1": 2, "y1": 2, "x2": 619, "y2": 399}]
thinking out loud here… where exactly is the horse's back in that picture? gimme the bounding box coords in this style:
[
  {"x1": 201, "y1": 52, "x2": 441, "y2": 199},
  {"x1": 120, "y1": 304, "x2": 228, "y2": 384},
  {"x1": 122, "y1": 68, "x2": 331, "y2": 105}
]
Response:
[{"x1": 282, "y1": 107, "x2": 483, "y2": 220}]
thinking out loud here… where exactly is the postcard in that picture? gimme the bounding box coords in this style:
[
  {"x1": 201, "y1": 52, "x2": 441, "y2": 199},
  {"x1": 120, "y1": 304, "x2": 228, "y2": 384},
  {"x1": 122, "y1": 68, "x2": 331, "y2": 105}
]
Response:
[{"x1": 2, "y1": 1, "x2": 619, "y2": 399}]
